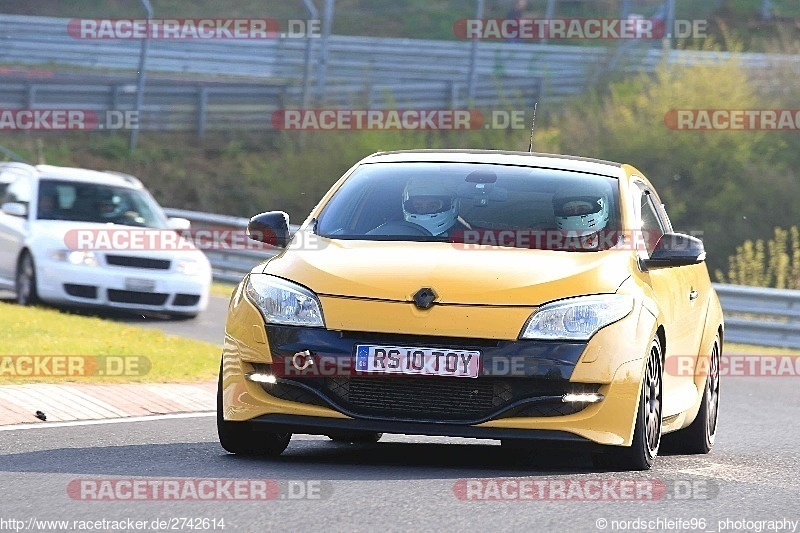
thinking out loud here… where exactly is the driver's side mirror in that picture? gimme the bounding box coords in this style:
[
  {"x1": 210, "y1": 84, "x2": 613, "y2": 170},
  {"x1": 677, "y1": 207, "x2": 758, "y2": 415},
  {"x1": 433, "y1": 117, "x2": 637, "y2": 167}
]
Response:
[
  {"x1": 642, "y1": 233, "x2": 705, "y2": 270},
  {"x1": 1, "y1": 202, "x2": 27, "y2": 217},
  {"x1": 247, "y1": 211, "x2": 290, "y2": 248}
]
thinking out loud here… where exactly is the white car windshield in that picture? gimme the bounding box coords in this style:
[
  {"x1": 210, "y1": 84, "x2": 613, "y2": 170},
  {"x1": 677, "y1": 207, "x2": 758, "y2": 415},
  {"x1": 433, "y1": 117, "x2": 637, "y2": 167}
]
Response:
[{"x1": 36, "y1": 179, "x2": 167, "y2": 228}]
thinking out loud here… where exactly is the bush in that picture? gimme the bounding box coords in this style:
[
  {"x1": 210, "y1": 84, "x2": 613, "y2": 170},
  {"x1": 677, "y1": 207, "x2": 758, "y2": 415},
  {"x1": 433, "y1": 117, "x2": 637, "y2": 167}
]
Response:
[{"x1": 716, "y1": 226, "x2": 800, "y2": 289}]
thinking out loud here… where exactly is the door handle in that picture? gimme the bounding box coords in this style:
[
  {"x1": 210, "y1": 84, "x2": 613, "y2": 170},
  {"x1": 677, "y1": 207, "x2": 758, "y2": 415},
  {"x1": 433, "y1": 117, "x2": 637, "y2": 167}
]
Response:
[{"x1": 689, "y1": 289, "x2": 699, "y2": 301}]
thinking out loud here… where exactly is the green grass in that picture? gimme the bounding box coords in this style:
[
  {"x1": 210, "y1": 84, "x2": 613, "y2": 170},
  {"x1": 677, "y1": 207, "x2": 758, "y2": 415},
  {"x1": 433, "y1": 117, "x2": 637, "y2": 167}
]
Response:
[
  {"x1": 211, "y1": 282, "x2": 238, "y2": 299},
  {"x1": 725, "y1": 343, "x2": 800, "y2": 356},
  {"x1": 0, "y1": 302, "x2": 220, "y2": 384}
]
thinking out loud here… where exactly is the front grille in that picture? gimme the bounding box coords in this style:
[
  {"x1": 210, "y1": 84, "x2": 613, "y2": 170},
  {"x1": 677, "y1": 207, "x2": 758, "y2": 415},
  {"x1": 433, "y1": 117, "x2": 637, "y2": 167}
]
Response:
[
  {"x1": 173, "y1": 294, "x2": 201, "y2": 306},
  {"x1": 64, "y1": 283, "x2": 98, "y2": 299},
  {"x1": 270, "y1": 375, "x2": 597, "y2": 423},
  {"x1": 107, "y1": 289, "x2": 168, "y2": 306},
  {"x1": 105, "y1": 255, "x2": 171, "y2": 270},
  {"x1": 328, "y1": 376, "x2": 506, "y2": 420}
]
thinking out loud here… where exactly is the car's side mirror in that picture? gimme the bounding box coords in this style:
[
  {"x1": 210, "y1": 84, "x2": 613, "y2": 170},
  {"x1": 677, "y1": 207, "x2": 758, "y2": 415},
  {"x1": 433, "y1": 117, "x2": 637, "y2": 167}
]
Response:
[
  {"x1": 247, "y1": 211, "x2": 290, "y2": 247},
  {"x1": 642, "y1": 232, "x2": 705, "y2": 270},
  {"x1": 1, "y1": 202, "x2": 27, "y2": 217},
  {"x1": 167, "y1": 217, "x2": 191, "y2": 230}
]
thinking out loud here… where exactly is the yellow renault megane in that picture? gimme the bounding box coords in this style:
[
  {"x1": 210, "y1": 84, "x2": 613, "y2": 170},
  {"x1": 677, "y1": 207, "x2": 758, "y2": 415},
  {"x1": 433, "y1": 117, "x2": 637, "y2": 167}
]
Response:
[{"x1": 218, "y1": 150, "x2": 723, "y2": 470}]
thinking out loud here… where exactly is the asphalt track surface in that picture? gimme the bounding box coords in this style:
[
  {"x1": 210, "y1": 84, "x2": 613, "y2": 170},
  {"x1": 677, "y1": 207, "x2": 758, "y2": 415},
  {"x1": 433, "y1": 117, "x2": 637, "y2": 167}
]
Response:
[
  {"x1": 0, "y1": 373, "x2": 799, "y2": 533},
  {"x1": 2, "y1": 285, "x2": 799, "y2": 531}
]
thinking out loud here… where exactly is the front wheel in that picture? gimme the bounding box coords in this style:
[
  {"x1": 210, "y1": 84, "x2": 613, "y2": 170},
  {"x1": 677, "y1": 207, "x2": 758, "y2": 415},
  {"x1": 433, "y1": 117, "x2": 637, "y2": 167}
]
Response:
[
  {"x1": 217, "y1": 364, "x2": 291, "y2": 456},
  {"x1": 604, "y1": 336, "x2": 663, "y2": 471},
  {"x1": 16, "y1": 252, "x2": 39, "y2": 306},
  {"x1": 661, "y1": 334, "x2": 720, "y2": 454}
]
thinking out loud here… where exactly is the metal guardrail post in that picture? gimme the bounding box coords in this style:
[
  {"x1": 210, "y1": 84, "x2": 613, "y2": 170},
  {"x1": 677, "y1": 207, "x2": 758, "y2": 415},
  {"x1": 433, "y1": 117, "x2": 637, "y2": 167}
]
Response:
[
  {"x1": 467, "y1": 0, "x2": 484, "y2": 103},
  {"x1": 301, "y1": 0, "x2": 319, "y2": 109},
  {"x1": 131, "y1": 0, "x2": 153, "y2": 152},
  {"x1": 197, "y1": 86, "x2": 209, "y2": 139},
  {"x1": 315, "y1": 0, "x2": 334, "y2": 105}
]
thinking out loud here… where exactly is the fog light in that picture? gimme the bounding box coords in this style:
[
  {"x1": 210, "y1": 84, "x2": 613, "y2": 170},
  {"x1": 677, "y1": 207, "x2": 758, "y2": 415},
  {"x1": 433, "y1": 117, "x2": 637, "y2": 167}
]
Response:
[
  {"x1": 562, "y1": 392, "x2": 604, "y2": 403},
  {"x1": 245, "y1": 372, "x2": 277, "y2": 384}
]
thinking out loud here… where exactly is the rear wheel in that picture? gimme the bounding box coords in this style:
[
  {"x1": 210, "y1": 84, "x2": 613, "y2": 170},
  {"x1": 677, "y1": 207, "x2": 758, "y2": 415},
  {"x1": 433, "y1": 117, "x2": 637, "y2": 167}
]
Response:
[
  {"x1": 326, "y1": 431, "x2": 383, "y2": 444},
  {"x1": 16, "y1": 252, "x2": 39, "y2": 306},
  {"x1": 217, "y1": 364, "x2": 291, "y2": 456},
  {"x1": 661, "y1": 334, "x2": 720, "y2": 454},
  {"x1": 603, "y1": 336, "x2": 663, "y2": 471}
]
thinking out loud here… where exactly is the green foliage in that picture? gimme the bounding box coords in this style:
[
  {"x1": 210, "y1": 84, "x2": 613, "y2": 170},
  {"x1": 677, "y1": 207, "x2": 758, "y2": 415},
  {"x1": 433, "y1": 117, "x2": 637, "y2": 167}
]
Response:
[
  {"x1": 716, "y1": 227, "x2": 800, "y2": 289},
  {"x1": 553, "y1": 59, "x2": 800, "y2": 272}
]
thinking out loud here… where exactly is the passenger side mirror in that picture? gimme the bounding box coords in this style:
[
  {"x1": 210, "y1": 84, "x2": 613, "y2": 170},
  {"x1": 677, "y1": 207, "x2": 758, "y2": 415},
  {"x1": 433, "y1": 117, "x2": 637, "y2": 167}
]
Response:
[
  {"x1": 642, "y1": 233, "x2": 705, "y2": 270},
  {"x1": 247, "y1": 211, "x2": 291, "y2": 248},
  {"x1": 1, "y1": 202, "x2": 27, "y2": 217},
  {"x1": 167, "y1": 217, "x2": 191, "y2": 230}
]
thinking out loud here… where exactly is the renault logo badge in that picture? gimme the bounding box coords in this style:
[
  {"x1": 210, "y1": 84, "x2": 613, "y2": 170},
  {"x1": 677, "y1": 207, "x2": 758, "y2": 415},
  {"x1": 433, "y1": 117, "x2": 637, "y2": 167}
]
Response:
[{"x1": 413, "y1": 287, "x2": 437, "y2": 310}]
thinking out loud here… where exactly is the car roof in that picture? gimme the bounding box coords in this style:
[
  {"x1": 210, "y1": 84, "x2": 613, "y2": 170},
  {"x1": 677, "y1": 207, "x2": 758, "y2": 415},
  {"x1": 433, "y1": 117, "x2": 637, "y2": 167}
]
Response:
[
  {"x1": 32, "y1": 164, "x2": 143, "y2": 189},
  {"x1": 363, "y1": 150, "x2": 624, "y2": 177}
]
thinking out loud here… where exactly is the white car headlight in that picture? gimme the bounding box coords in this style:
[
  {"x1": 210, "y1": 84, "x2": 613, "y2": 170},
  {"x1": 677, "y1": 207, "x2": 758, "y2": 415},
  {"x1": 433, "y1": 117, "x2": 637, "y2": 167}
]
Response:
[
  {"x1": 50, "y1": 250, "x2": 98, "y2": 267},
  {"x1": 520, "y1": 294, "x2": 634, "y2": 341},
  {"x1": 245, "y1": 275, "x2": 325, "y2": 327},
  {"x1": 176, "y1": 258, "x2": 203, "y2": 276}
]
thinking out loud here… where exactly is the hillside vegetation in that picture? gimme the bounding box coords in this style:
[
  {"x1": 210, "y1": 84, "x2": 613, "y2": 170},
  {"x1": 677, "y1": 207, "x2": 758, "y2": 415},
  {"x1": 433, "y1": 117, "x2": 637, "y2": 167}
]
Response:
[{"x1": 2, "y1": 58, "x2": 798, "y2": 275}]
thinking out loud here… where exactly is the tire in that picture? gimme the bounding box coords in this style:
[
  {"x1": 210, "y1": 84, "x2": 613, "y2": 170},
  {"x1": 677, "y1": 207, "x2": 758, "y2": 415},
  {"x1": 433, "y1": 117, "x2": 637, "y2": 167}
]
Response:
[
  {"x1": 217, "y1": 363, "x2": 291, "y2": 456},
  {"x1": 326, "y1": 431, "x2": 383, "y2": 444},
  {"x1": 661, "y1": 334, "x2": 720, "y2": 455},
  {"x1": 16, "y1": 252, "x2": 39, "y2": 306},
  {"x1": 606, "y1": 336, "x2": 663, "y2": 471}
]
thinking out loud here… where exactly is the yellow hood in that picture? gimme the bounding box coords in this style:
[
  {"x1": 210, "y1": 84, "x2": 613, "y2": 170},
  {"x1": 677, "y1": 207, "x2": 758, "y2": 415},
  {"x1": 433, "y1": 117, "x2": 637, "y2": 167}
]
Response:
[{"x1": 262, "y1": 238, "x2": 632, "y2": 307}]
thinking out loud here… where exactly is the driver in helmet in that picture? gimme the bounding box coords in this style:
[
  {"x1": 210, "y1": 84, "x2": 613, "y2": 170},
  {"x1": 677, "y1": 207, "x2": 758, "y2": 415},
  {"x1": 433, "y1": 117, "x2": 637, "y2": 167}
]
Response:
[
  {"x1": 402, "y1": 178, "x2": 461, "y2": 236},
  {"x1": 552, "y1": 183, "x2": 610, "y2": 249}
]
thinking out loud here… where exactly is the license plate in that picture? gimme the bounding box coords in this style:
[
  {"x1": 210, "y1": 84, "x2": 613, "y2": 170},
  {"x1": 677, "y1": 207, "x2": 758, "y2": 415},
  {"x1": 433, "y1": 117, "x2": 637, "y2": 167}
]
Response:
[
  {"x1": 355, "y1": 344, "x2": 481, "y2": 378},
  {"x1": 125, "y1": 278, "x2": 156, "y2": 292}
]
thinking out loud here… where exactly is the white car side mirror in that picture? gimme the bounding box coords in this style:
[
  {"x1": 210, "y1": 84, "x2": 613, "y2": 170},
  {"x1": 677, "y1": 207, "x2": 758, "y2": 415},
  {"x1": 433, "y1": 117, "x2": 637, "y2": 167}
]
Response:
[
  {"x1": 167, "y1": 217, "x2": 191, "y2": 230},
  {"x1": 1, "y1": 202, "x2": 27, "y2": 217}
]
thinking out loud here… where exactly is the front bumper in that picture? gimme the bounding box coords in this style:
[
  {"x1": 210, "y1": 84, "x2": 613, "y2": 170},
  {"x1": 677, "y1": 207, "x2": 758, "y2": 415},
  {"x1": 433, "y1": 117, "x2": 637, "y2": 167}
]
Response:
[
  {"x1": 35, "y1": 257, "x2": 210, "y2": 314},
  {"x1": 221, "y1": 290, "x2": 651, "y2": 446}
]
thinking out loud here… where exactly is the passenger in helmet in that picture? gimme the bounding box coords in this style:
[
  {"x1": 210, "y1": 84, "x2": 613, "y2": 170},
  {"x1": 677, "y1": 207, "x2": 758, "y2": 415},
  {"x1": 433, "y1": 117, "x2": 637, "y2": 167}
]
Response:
[
  {"x1": 552, "y1": 183, "x2": 610, "y2": 233},
  {"x1": 402, "y1": 177, "x2": 459, "y2": 236}
]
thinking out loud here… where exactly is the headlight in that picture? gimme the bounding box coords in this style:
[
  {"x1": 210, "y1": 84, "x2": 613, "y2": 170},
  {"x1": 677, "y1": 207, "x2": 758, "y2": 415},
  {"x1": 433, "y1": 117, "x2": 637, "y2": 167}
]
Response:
[
  {"x1": 520, "y1": 294, "x2": 633, "y2": 341},
  {"x1": 50, "y1": 250, "x2": 98, "y2": 267},
  {"x1": 176, "y1": 258, "x2": 203, "y2": 275},
  {"x1": 245, "y1": 275, "x2": 325, "y2": 327}
]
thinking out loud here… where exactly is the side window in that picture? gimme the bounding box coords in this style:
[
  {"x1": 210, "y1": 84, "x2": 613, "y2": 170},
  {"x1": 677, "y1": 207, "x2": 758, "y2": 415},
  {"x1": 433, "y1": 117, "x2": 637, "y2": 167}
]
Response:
[{"x1": 2, "y1": 175, "x2": 32, "y2": 209}]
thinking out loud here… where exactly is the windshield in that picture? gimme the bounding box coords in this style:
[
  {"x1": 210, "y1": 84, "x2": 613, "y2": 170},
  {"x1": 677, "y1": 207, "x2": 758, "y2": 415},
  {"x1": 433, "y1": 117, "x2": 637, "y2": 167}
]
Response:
[
  {"x1": 36, "y1": 179, "x2": 167, "y2": 228},
  {"x1": 316, "y1": 162, "x2": 621, "y2": 251}
]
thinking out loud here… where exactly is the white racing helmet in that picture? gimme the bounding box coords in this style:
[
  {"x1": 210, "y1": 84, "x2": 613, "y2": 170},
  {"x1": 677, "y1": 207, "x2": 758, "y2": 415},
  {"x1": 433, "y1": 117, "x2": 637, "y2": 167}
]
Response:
[
  {"x1": 552, "y1": 182, "x2": 610, "y2": 232},
  {"x1": 402, "y1": 177, "x2": 458, "y2": 236}
]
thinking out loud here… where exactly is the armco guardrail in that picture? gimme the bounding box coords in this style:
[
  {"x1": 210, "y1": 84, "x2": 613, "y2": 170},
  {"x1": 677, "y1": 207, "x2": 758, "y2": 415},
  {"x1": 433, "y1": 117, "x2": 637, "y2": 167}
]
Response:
[
  {"x1": 2, "y1": 15, "x2": 799, "y2": 109},
  {"x1": 167, "y1": 209, "x2": 800, "y2": 349},
  {"x1": 0, "y1": 81, "x2": 287, "y2": 136},
  {"x1": 714, "y1": 284, "x2": 800, "y2": 349}
]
